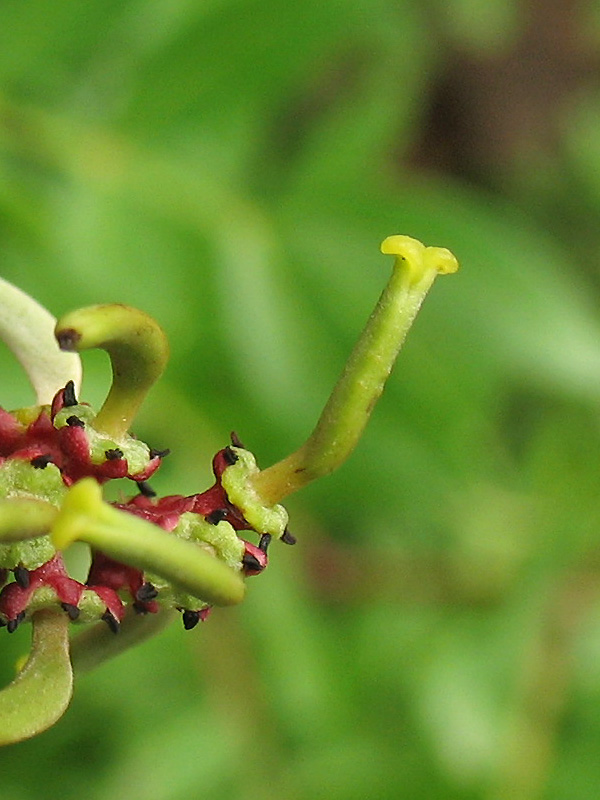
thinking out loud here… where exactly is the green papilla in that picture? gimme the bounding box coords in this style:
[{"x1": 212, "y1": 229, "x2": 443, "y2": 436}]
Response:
[{"x1": 221, "y1": 447, "x2": 289, "y2": 538}]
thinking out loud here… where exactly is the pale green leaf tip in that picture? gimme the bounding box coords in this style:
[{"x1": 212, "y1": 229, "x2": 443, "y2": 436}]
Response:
[{"x1": 0, "y1": 277, "x2": 82, "y2": 405}]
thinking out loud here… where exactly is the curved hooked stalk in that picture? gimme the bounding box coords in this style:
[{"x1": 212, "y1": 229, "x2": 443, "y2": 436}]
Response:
[
  {"x1": 0, "y1": 609, "x2": 73, "y2": 746},
  {"x1": 251, "y1": 236, "x2": 459, "y2": 505},
  {"x1": 0, "y1": 277, "x2": 82, "y2": 406},
  {"x1": 55, "y1": 304, "x2": 169, "y2": 438}
]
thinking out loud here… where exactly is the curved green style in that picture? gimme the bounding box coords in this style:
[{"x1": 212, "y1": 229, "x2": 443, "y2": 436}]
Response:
[
  {"x1": 55, "y1": 304, "x2": 169, "y2": 438},
  {"x1": 252, "y1": 235, "x2": 459, "y2": 504}
]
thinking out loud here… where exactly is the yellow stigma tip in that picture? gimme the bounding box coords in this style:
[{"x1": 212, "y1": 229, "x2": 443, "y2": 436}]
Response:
[
  {"x1": 380, "y1": 235, "x2": 459, "y2": 283},
  {"x1": 423, "y1": 246, "x2": 459, "y2": 275},
  {"x1": 380, "y1": 235, "x2": 425, "y2": 261}
]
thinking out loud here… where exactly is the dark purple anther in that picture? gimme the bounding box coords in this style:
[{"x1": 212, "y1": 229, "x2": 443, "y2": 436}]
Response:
[
  {"x1": 281, "y1": 527, "x2": 297, "y2": 545},
  {"x1": 14, "y1": 566, "x2": 29, "y2": 589},
  {"x1": 102, "y1": 610, "x2": 120, "y2": 634},
  {"x1": 182, "y1": 610, "x2": 200, "y2": 630},
  {"x1": 136, "y1": 582, "x2": 158, "y2": 603},
  {"x1": 30, "y1": 454, "x2": 53, "y2": 469},
  {"x1": 7, "y1": 610, "x2": 26, "y2": 633},
  {"x1": 62, "y1": 380, "x2": 78, "y2": 407},
  {"x1": 230, "y1": 431, "x2": 245, "y2": 449},
  {"x1": 223, "y1": 446, "x2": 238, "y2": 466},
  {"x1": 136, "y1": 481, "x2": 156, "y2": 498},
  {"x1": 61, "y1": 602, "x2": 80, "y2": 620},
  {"x1": 242, "y1": 553, "x2": 264, "y2": 572},
  {"x1": 149, "y1": 448, "x2": 170, "y2": 459},
  {"x1": 206, "y1": 509, "x2": 229, "y2": 525},
  {"x1": 105, "y1": 448, "x2": 124, "y2": 461}
]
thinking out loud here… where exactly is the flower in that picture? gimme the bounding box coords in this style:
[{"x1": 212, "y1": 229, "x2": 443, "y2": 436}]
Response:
[{"x1": 0, "y1": 235, "x2": 457, "y2": 744}]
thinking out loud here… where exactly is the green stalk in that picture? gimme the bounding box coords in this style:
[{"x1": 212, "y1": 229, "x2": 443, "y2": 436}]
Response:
[
  {"x1": 51, "y1": 479, "x2": 245, "y2": 607},
  {"x1": 0, "y1": 610, "x2": 73, "y2": 746},
  {"x1": 0, "y1": 498, "x2": 58, "y2": 542},
  {"x1": 55, "y1": 304, "x2": 169, "y2": 438},
  {"x1": 251, "y1": 236, "x2": 458, "y2": 504}
]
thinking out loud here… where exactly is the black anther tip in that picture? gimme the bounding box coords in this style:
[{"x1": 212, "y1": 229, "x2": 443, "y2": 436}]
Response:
[
  {"x1": 61, "y1": 602, "x2": 80, "y2": 620},
  {"x1": 136, "y1": 481, "x2": 156, "y2": 498},
  {"x1": 105, "y1": 448, "x2": 124, "y2": 461},
  {"x1": 281, "y1": 527, "x2": 297, "y2": 545},
  {"x1": 66, "y1": 415, "x2": 85, "y2": 428},
  {"x1": 230, "y1": 431, "x2": 245, "y2": 449},
  {"x1": 206, "y1": 508, "x2": 228, "y2": 525},
  {"x1": 259, "y1": 533, "x2": 272, "y2": 553},
  {"x1": 101, "y1": 610, "x2": 120, "y2": 634},
  {"x1": 149, "y1": 448, "x2": 170, "y2": 459},
  {"x1": 136, "y1": 582, "x2": 158, "y2": 603},
  {"x1": 7, "y1": 610, "x2": 26, "y2": 633},
  {"x1": 223, "y1": 446, "x2": 238, "y2": 466},
  {"x1": 30, "y1": 454, "x2": 53, "y2": 469},
  {"x1": 63, "y1": 380, "x2": 78, "y2": 407},
  {"x1": 242, "y1": 553, "x2": 263, "y2": 572},
  {"x1": 14, "y1": 566, "x2": 30, "y2": 589},
  {"x1": 182, "y1": 610, "x2": 201, "y2": 630}
]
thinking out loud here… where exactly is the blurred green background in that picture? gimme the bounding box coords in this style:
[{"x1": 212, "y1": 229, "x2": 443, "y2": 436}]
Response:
[{"x1": 2, "y1": 0, "x2": 600, "y2": 798}]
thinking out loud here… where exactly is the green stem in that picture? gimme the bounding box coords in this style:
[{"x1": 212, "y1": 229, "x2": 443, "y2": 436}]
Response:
[
  {"x1": 55, "y1": 304, "x2": 169, "y2": 438},
  {"x1": 52, "y1": 479, "x2": 245, "y2": 607},
  {"x1": 0, "y1": 277, "x2": 81, "y2": 405},
  {"x1": 0, "y1": 610, "x2": 73, "y2": 746},
  {"x1": 71, "y1": 607, "x2": 176, "y2": 675},
  {"x1": 251, "y1": 236, "x2": 458, "y2": 504},
  {"x1": 0, "y1": 498, "x2": 58, "y2": 542}
]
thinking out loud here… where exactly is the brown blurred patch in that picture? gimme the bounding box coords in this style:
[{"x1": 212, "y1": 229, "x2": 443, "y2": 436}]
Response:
[{"x1": 407, "y1": 0, "x2": 600, "y2": 182}]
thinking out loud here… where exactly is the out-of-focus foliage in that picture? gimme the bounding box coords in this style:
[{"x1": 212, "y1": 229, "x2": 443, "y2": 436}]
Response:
[{"x1": 2, "y1": 1, "x2": 600, "y2": 798}]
